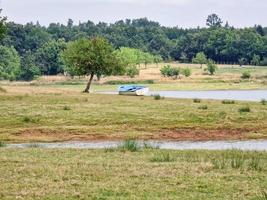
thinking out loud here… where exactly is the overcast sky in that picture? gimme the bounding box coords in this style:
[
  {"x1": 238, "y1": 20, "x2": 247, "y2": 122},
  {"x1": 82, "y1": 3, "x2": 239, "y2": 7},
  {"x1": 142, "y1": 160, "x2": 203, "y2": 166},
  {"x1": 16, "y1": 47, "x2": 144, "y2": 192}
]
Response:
[{"x1": 1, "y1": 0, "x2": 266, "y2": 28}]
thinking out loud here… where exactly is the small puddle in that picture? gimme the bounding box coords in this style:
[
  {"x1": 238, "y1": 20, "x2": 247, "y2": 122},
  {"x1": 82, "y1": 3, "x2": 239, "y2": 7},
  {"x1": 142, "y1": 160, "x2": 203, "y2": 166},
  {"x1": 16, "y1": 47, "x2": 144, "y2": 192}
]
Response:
[{"x1": 7, "y1": 140, "x2": 267, "y2": 151}]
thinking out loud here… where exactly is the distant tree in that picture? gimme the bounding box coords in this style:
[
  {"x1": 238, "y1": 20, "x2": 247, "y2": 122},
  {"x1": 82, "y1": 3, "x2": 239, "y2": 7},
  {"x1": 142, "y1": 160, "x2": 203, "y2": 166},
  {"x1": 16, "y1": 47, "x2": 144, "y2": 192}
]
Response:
[
  {"x1": 206, "y1": 59, "x2": 217, "y2": 75},
  {"x1": 206, "y1": 14, "x2": 223, "y2": 28},
  {"x1": 251, "y1": 54, "x2": 260, "y2": 66},
  {"x1": 238, "y1": 58, "x2": 247, "y2": 66},
  {"x1": 179, "y1": 52, "x2": 189, "y2": 63},
  {"x1": 192, "y1": 52, "x2": 208, "y2": 68},
  {"x1": 154, "y1": 55, "x2": 163, "y2": 66},
  {"x1": 35, "y1": 39, "x2": 67, "y2": 75},
  {"x1": 255, "y1": 25, "x2": 265, "y2": 36},
  {"x1": 0, "y1": 45, "x2": 20, "y2": 80},
  {"x1": 62, "y1": 37, "x2": 123, "y2": 93},
  {"x1": 0, "y1": 9, "x2": 7, "y2": 40},
  {"x1": 19, "y1": 51, "x2": 40, "y2": 81}
]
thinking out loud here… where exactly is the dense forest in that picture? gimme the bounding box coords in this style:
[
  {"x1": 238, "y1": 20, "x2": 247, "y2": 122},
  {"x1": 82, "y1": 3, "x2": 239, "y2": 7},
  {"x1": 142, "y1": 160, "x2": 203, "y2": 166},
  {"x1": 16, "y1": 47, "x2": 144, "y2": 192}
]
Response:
[{"x1": 0, "y1": 13, "x2": 267, "y2": 80}]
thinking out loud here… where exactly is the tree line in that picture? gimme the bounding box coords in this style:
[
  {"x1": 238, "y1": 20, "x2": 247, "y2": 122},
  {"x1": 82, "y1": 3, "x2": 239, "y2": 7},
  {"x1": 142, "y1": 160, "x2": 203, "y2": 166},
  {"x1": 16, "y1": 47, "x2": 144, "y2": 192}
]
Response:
[{"x1": 0, "y1": 13, "x2": 267, "y2": 81}]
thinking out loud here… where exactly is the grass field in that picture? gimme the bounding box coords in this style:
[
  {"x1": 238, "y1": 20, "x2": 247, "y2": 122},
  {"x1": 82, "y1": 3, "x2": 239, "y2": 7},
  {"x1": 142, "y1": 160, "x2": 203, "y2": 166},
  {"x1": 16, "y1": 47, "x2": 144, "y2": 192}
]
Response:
[
  {"x1": 0, "y1": 85, "x2": 267, "y2": 142},
  {"x1": 0, "y1": 148, "x2": 266, "y2": 199}
]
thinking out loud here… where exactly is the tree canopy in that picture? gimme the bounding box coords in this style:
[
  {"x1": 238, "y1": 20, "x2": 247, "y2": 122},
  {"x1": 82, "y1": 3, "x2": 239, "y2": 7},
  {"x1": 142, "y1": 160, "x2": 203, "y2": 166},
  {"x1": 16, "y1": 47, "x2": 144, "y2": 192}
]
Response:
[{"x1": 62, "y1": 37, "x2": 123, "y2": 92}]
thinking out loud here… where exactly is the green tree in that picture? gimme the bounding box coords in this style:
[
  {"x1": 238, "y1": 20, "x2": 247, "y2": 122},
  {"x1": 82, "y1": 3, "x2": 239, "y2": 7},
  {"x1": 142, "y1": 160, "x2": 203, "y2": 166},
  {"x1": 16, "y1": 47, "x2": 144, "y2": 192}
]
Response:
[
  {"x1": 0, "y1": 45, "x2": 20, "y2": 80},
  {"x1": 19, "y1": 51, "x2": 40, "y2": 81},
  {"x1": 206, "y1": 59, "x2": 217, "y2": 75},
  {"x1": 192, "y1": 52, "x2": 208, "y2": 68},
  {"x1": 62, "y1": 37, "x2": 123, "y2": 93},
  {"x1": 206, "y1": 14, "x2": 223, "y2": 28},
  {"x1": 251, "y1": 54, "x2": 260, "y2": 66},
  {"x1": 35, "y1": 39, "x2": 66, "y2": 75},
  {"x1": 0, "y1": 9, "x2": 7, "y2": 40}
]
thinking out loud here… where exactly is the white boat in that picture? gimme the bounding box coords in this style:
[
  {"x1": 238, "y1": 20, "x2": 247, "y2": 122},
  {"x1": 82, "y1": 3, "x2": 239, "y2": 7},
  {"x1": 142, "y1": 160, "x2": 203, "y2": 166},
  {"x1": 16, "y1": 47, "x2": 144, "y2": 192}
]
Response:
[{"x1": 118, "y1": 85, "x2": 149, "y2": 96}]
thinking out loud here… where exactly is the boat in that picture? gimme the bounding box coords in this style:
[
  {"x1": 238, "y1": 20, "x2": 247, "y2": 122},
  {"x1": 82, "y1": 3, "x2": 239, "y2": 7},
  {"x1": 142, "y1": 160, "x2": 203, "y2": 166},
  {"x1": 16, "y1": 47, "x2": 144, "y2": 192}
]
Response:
[{"x1": 118, "y1": 85, "x2": 149, "y2": 96}]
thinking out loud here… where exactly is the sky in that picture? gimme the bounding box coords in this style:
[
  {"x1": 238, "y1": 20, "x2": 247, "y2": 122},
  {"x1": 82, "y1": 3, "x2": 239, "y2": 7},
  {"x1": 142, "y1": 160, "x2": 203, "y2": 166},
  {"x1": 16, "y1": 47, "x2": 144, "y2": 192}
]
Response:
[{"x1": 1, "y1": 0, "x2": 267, "y2": 28}]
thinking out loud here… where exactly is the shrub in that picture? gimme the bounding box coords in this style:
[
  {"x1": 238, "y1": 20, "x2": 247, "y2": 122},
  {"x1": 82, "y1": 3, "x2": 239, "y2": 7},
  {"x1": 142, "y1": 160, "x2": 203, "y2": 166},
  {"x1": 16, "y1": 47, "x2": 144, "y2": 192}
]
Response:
[
  {"x1": 241, "y1": 71, "x2": 251, "y2": 79},
  {"x1": 63, "y1": 106, "x2": 71, "y2": 110},
  {"x1": 206, "y1": 60, "x2": 217, "y2": 75},
  {"x1": 182, "y1": 68, "x2": 192, "y2": 77},
  {"x1": 160, "y1": 65, "x2": 180, "y2": 79},
  {"x1": 22, "y1": 116, "x2": 31, "y2": 123},
  {"x1": 261, "y1": 99, "x2": 267, "y2": 105},
  {"x1": 150, "y1": 152, "x2": 175, "y2": 162},
  {"x1": 120, "y1": 139, "x2": 139, "y2": 152},
  {"x1": 239, "y1": 106, "x2": 251, "y2": 113},
  {"x1": 198, "y1": 105, "x2": 208, "y2": 110},
  {"x1": 222, "y1": 100, "x2": 235, "y2": 104},
  {"x1": 126, "y1": 65, "x2": 139, "y2": 78},
  {"x1": 193, "y1": 98, "x2": 201, "y2": 103},
  {"x1": 260, "y1": 57, "x2": 267, "y2": 66},
  {"x1": 153, "y1": 94, "x2": 163, "y2": 100}
]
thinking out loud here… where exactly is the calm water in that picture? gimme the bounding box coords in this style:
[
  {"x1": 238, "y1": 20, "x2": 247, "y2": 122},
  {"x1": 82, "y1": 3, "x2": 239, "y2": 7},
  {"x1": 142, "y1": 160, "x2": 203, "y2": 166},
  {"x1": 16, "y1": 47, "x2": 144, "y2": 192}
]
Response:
[
  {"x1": 101, "y1": 90, "x2": 267, "y2": 101},
  {"x1": 148, "y1": 90, "x2": 267, "y2": 101},
  {"x1": 7, "y1": 140, "x2": 267, "y2": 151}
]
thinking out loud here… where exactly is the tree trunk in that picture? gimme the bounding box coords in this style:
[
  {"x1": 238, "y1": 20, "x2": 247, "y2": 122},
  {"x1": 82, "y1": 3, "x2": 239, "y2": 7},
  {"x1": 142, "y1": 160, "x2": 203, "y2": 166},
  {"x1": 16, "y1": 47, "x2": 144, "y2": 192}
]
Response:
[{"x1": 83, "y1": 73, "x2": 94, "y2": 93}]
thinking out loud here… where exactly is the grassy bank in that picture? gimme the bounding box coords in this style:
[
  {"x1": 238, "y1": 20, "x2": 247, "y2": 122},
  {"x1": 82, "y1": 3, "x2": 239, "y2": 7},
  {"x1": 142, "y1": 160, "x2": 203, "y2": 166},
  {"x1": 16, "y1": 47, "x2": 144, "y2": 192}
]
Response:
[
  {"x1": 0, "y1": 148, "x2": 266, "y2": 199},
  {"x1": 0, "y1": 86, "x2": 267, "y2": 142}
]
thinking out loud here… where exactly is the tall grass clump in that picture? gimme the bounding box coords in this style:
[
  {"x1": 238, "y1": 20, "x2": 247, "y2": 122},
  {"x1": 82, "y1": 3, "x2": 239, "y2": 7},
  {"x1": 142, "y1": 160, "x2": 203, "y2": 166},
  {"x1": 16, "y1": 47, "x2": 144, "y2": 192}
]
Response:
[
  {"x1": 222, "y1": 100, "x2": 235, "y2": 104},
  {"x1": 120, "y1": 139, "x2": 139, "y2": 152},
  {"x1": 230, "y1": 153, "x2": 245, "y2": 169},
  {"x1": 150, "y1": 152, "x2": 175, "y2": 162},
  {"x1": 238, "y1": 106, "x2": 251, "y2": 113},
  {"x1": 255, "y1": 191, "x2": 267, "y2": 200},
  {"x1": 248, "y1": 155, "x2": 263, "y2": 171}
]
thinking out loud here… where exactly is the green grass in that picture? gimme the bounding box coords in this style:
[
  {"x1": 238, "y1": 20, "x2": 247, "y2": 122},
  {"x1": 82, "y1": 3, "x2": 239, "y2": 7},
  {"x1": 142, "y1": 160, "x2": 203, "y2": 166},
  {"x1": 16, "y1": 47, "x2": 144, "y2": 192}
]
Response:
[
  {"x1": 0, "y1": 149, "x2": 266, "y2": 199},
  {"x1": 0, "y1": 87, "x2": 267, "y2": 142}
]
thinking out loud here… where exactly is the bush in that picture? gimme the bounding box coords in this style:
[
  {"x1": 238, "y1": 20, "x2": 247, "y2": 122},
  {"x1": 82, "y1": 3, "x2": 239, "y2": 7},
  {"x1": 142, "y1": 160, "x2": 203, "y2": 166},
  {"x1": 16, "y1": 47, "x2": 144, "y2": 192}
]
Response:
[
  {"x1": 222, "y1": 100, "x2": 235, "y2": 104},
  {"x1": 261, "y1": 99, "x2": 267, "y2": 105},
  {"x1": 63, "y1": 106, "x2": 71, "y2": 110},
  {"x1": 153, "y1": 94, "x2": 162, "y2": 100},
  {"x1": 182, "y1": 68, "x2": 191, "y2": 77},
  {"x1": 239, "y1": 106, "x2": 251, "y2": 113},
  {"x1": 160, "y1": 65, "x2": 180, "y2": 79},
  {"x1": 126, "y1": 65, "x2": 139, "y2": 78},
  {"x1": 241, "y1": 71, "x2": 251, "y2": 79},
  {"x1": 206, "y1": 60, "x2": 217, "y2": 75},
  {"x1": 260, "y1": 57, "x2": 267, "y2": 66},
  {"x1": 193, "y1": 98, "x2": 201, "y2": 103},
  {"x1": 198, "y1": 105, "x2": 208, "y2": 110}
]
